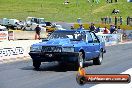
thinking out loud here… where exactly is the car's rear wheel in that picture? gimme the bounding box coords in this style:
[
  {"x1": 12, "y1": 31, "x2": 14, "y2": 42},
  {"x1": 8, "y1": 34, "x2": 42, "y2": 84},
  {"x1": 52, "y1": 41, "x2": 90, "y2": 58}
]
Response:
[
  {"x1": 33, "y1": 60, "x2": 41, "y2": 70},
  {"x1": 93, "y1": 51, "x2": 103, "y2": 65}
]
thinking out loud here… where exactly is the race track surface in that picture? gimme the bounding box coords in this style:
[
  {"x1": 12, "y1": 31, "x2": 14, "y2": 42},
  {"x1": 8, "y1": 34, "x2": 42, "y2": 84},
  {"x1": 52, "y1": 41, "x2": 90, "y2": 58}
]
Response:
[{"x1": 0, "y1": 43, "x2": 132, "y2": 88}]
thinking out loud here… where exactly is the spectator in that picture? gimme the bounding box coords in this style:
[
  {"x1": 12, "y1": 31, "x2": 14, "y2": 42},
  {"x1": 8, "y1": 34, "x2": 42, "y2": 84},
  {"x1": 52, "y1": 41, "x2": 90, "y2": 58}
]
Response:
[
  {"x1": 115, "y1": 16, "x2": 118, "y2": 26},
  {"x1": 78, "y1": 24, "x2": 84, "y2": 30},
  {"x1": 117, "y1": 26, "x2": 123, "y2": 34},
  {"x1": 95, "y1": 26, "x2": 100, "y2": 33},
  {"x1": 109, "y1": 16, "x2": 112, "y2": 24},
  {"x1": 117, "y1": 26, "x2": 123, "y2": 41},
  {"x1": 89, "y1": 23, "x2": 96, "y2": 31},
  {"x1": 71, "y1": 26, "x2": 74, "y2": 29},
  {"x1": 35, "y1": 25, "x2": 41, "y2": 40},
  {"x1": 104, "y1": 17, "x2": 107, "y2": 24},
  {"x1": 119, "y1": 16, "x2": 123, "y2": 25},
  {"x1": 127, "y1": 16, "x2": 130, "y2": 25},
  {"x1": 103, "y1": 27, "x2": 110, "y2": 34},
  {"x1": 110, "y1": 25, "x2": 115, "y2": 34},
  {"x1": 106, "y1": 16, "x2": 109, "y2": 24}
]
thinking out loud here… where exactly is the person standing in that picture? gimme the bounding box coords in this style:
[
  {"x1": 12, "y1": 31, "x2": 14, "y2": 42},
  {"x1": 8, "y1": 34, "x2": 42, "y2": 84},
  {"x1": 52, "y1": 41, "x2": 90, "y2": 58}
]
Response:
[
  {"x1": 104, "y1": 16, "x2": 107, "y2": 24},
  {"x1": 110, "y1": 25, "x2": 115, "y2": 34},
  {"x1": 78, "y1": 24, "x2": 84, "y2": 30},
  {"x1": 115, "y1": 16, "x2": 118, "y2": 26},
  {"x1": 127, "y1": 16, "x2": 130, "y2": 25},
  {"x1": 89, "y1": 23, "x2": 96, "y2": 31},
  {"x1": 119, "y1": 16, "x2": 123, "y2": 25},
  {"x1": 117, "y1": 26, "x2": 123, "y2": 34},
  {"x1": 95, "y1": 26, "x2": 100, "y2": 33},
  {"x1": 71, "y1": 26, "x2": 74, "y2": 29},
  {"x1": 35, "y1": 25, "x2": 41, "y2": 40},
  {"x1": 109, "y1": 16, "x2": 112, "y2": 24},
  {"x1": 106, "y1": 16, "x2": 109, "y2": 24},
  {"x1": 103, "y1": 27, "x2": 110, "y2": 34}
]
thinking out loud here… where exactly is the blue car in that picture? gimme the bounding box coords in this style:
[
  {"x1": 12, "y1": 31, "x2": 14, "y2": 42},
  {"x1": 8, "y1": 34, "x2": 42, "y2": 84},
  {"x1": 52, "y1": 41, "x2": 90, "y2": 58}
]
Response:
[{"x1": 29, "y1": 30, "x2": 106, "y2": 69}]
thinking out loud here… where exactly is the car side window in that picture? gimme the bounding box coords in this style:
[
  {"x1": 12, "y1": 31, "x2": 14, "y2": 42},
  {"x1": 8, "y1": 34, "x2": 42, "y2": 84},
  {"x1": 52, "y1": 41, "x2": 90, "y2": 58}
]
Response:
[
  {"x1": 87, "y1": 32, "x2": 93, "y2": 43},
  {"x1": 90, "y1": 32, "x2": 99, "y2": 43},
  {"x1": 82, "y1": 33, "x2": 86, "y2": 41}
]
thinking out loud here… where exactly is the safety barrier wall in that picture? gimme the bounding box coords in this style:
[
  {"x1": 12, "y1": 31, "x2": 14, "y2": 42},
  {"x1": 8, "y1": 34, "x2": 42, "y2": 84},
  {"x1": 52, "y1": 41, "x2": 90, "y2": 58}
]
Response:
[
  {"x1": 0, "y1": 40, "x2": 41, "y2": 60},
  {"x1": 96, "y1": 33, "x2": 122, "y2": 46}
]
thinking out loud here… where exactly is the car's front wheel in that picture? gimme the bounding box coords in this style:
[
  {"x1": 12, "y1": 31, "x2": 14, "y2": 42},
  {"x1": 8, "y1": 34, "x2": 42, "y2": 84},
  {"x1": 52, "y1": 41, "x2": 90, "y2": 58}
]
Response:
[
  {"x1": 93, "y1": 51, "x2": 103, "y2": 65},
  {"x1": 75, "y1": 52, "x2": 84, "y2": 70},
  {"x1": 33, "y1": 60, "x2": 41, "y2": 70}
]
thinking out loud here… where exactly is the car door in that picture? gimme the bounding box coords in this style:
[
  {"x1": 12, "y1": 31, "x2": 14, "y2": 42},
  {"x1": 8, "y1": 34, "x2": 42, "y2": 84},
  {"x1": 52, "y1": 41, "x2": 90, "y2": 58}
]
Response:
[
  {"x1": 90, "y1": 32, "x2": 100, "y2": 58},
  {"x1": 83, "y1": 32, "x2": 94, "y2": 60}
]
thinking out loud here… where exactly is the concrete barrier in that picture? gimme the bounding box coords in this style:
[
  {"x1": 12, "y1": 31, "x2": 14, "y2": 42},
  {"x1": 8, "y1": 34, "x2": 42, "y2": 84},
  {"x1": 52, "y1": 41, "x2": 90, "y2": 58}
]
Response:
[
  {"x1": 0, "y1": 40, "x2": 41, "y2": 61},
  {"x1": 10, "y1": 30, "x2": 47, "y2": 40}
]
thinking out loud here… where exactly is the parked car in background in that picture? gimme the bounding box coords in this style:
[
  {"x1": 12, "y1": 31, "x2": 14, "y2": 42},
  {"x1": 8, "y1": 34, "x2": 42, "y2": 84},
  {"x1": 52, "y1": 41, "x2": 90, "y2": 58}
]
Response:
[
  {"x1": 55, "y1": 25, "x2": 66, "y2": 30},
  {"x1": 0, "y1": 25, "x2": 7, "y2": 31},
  {"x1": 24, "y1": 17, "x2": 46, "y2": 31},
  {"x1": 1, "y1": 18, "x2": 19, "y2": 30},
  {"x1": 29, "y1": 30, "x2": 106, "y2": 70}
]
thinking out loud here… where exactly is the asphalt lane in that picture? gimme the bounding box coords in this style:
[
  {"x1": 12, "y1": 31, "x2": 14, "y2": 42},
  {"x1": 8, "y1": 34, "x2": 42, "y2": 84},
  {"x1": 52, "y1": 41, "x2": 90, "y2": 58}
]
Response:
[{"x1": 0, "y1": 43, "x2": 132, "y2": 88}]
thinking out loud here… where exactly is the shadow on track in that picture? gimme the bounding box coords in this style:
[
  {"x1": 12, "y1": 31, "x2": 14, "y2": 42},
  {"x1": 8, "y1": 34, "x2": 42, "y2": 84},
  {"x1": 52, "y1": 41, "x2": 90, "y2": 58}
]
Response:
[{"x1": 21, "y1": 61, "x2": 93, "y2": 72}]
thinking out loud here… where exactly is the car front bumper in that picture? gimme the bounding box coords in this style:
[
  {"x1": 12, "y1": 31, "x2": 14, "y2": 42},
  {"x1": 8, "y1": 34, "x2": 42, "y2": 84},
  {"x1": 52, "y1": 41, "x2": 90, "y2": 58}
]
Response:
[{"x1": 29, "y1": 52, "x2": 79, "y2": 62}]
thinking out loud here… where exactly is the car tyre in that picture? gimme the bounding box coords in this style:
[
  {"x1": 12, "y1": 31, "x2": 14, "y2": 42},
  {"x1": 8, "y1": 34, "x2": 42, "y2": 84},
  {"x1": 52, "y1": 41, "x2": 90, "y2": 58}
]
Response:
[
  {"x1": 75, "y1": 52, "x2": 84, "y2": 70},
  {"x1": 93, "y1": 51, "x2": 103, "y2": 65},
  {"x1": 33, "y1": 61, "x2": 41, "y2": 70}
]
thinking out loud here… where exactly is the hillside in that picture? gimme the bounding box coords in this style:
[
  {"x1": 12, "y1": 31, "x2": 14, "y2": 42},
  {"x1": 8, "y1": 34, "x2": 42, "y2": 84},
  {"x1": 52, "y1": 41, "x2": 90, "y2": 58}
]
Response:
[{"x1": 0, "y1": 0, "x2": 131, "y2": 24}]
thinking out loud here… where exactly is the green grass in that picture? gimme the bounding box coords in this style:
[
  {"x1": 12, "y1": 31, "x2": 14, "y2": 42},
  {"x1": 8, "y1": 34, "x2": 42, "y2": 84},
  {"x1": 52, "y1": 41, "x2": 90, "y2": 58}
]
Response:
[{"x1": 0, "y1": 0, "x2": 132, "y2": 24}]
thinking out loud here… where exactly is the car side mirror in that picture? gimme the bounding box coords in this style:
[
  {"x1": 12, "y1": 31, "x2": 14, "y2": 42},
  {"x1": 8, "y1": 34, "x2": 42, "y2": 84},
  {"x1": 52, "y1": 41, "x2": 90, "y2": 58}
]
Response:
[{"x1": 93, "y1": 39, "x2": 98, "y2": 43}]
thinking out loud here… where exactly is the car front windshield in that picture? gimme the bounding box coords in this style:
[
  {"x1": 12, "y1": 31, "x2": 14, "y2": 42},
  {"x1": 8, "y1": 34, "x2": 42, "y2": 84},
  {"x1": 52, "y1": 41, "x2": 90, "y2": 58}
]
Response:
[{"x1": 48, "y1": 31, "x2": 86, "y2": 40}]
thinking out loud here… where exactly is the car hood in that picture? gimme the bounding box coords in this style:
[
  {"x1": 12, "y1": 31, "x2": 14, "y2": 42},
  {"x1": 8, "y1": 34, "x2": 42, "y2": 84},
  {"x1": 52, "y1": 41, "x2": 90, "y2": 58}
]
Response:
[{"x1": 32, "y1": 38, "x2": 84, "y2": 47}]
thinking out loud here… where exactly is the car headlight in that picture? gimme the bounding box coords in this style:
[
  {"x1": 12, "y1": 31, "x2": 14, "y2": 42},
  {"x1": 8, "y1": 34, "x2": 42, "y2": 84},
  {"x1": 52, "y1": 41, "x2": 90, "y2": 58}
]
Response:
[
  {"x1": 62, "y1": 47, "x2": 74, "y2": 52},
  {"x1": 30, "y1": 46, "x2": 42, "y2": 52}
]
